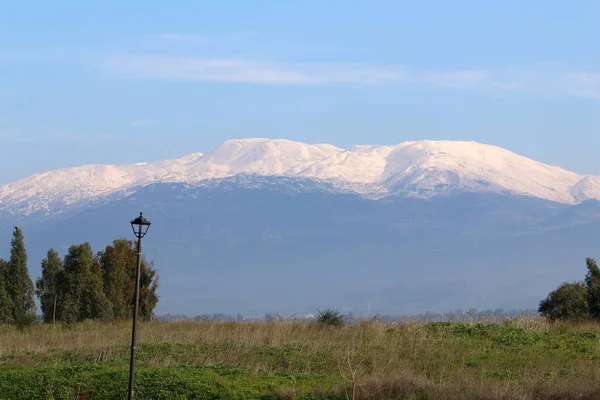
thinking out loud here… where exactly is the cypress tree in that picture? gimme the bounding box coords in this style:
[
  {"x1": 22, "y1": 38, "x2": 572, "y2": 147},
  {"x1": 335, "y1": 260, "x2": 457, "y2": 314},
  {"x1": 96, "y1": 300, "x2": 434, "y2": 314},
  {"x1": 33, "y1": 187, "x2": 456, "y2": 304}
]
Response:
[
  {"x1": 5, "y1": 227, "x2": 35, "y2": 321},
  {"x1": 0, "y1": 259, "x2": 13, "y2": 323},
  {"x1": 35, "y1": 249, "x2": 63, "y2": 323},
  {"x1": 99, "y1": 239, "x2": 159, "y2": 320},
  {"x1": 58, "y1": 243, "x2": 112, "y2": 323}
]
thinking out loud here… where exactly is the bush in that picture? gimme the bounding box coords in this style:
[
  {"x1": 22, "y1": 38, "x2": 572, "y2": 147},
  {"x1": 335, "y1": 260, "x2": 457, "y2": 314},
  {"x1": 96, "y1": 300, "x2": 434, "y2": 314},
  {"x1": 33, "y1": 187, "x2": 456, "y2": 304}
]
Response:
[
  {"x1": 538, "y1": 281, "x2": 588, "y2": 322},
  {"x1": 316, "y1": 309, "x2": 345, "y2": 326},
  {"x1": 14, "y1": 313, "x2": 39, "y2": 330}
]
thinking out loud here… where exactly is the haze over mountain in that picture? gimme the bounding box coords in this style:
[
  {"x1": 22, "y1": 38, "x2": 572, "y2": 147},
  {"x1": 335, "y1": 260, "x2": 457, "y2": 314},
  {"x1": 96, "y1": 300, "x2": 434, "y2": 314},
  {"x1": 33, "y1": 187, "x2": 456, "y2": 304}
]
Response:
[{"x1": 1, "y1": 138, "x2": 598, "y2": 316}]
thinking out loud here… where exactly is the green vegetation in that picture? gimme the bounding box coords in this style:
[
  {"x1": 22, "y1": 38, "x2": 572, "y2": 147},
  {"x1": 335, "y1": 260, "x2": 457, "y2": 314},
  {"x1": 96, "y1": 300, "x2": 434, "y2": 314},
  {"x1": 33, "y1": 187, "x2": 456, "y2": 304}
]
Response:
[
  {"x1": 585, "y1": 257, "x2": 600, "y2": 318},
  {"x1": 538, "y1": 281, "x2": 588, "y2": 321},
  {"x1": 0, "y1": 259, "x2": 12, "y2": 323},
  {"x1": 2, "y1": 227, "x2": 36, "y2": 323},
  {"x1": 2, "y1": 319, "x2": 600, "y2": 399},
  {"x1": 0, "y1": 365, "x2": 341, "y2": 400},
  {"x1": 99, "y1": 239, "x2": 159, "y2": 321},
  {"x1": 316, "y1": 309, "x2": 345, "y2": 327},
  {"x1": 0, "y1": 230, "x2": 160, "y2": 325},
  {"x1": 60, "y1": 243, "x2": 114, "y2": 323},
  {"x1": 36, "y1": 249, "x2": 63, "y2": 324},
  {"x1": 3, "y1": 232, "x2": 600, "y2": 398},
  {"x1": 538, "y1": 257, "x2": 600, "y2": 323}
]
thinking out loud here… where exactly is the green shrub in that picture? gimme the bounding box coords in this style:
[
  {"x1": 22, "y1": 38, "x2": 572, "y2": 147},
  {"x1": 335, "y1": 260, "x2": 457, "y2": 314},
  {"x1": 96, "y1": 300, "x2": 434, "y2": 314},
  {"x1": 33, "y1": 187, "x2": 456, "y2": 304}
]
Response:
[
  {"x1": 538, "y1": 281, "x2": 588, "y2": 322},
  {"x1": 13, "y1": 313, "x2": 39, "y2": 330},
  {"x1": 316, "y1": 309, "x2": 344, "y2": 327}
]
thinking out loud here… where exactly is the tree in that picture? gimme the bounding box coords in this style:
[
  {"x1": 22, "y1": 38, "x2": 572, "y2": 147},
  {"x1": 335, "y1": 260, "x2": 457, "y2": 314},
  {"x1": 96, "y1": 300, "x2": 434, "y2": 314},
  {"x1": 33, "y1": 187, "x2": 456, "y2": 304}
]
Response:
[
  {"x1": 58, "y1": 243, "x2": 112, "y2": 323},
  {"x1": 36, "y1": 249, "x2": 63, "y2": 323},
  {"x1": 98, "y1": 239, "x2": 159, "y2": 321},
  {"x1": 0, "y1": 259, "x2": 13, "y2": 323},
  {"x1": 538, "y1": 281, "x2": 588, "y2": 322},
  {"x1": 585, "y1": 258, "x2": 600, "y2": 319},
  {"x1": 4, "y1": 227, "x2": 35, "y2": 321}
]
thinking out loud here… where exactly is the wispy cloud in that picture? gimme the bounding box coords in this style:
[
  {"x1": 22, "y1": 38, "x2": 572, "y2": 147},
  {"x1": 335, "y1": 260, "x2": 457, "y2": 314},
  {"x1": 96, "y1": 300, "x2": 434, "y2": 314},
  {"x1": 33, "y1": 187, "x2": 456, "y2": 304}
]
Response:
[
  {"x1": 102, "y1": 55, "x2": 600, "y2": 99},
  {"x1": 417, "y1": 71, "x2": 498, "y2": 89},
  {"x1": 106, "y1": 57, "x2": 316, "y2": 84},
  {"x1": 0, "y1": 132, "x2": 115, "y2": 144},
  {"x1": 104, "y1": 56, "x2": 498, "y2": 89},
  {"x1": 53, "y1": 133, "x2": 115, "y2": 142},
  {"x1": 151, "y1": 33, "x2": 214, "y2": 43},
  {"x1": 149, "y1": 31, "x2": 258, "y2": 44},
  {"x1": 561, "y1": 73, "x2": 600, "y2": 99}
]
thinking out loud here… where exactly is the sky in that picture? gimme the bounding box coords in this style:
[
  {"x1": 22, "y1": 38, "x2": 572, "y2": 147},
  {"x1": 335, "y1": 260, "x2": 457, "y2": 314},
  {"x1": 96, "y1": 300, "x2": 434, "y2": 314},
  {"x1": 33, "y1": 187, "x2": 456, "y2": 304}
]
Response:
[{"x1": 1, "y1": 0, "x2": 599, "y2": 185}]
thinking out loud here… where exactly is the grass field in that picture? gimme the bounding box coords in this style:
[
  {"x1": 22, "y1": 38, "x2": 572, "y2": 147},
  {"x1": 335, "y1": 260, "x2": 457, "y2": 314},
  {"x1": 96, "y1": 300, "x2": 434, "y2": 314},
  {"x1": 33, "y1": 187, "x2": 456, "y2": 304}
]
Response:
[{"x1": 1, "y1": 318, "x2": 600, "y2": 399}]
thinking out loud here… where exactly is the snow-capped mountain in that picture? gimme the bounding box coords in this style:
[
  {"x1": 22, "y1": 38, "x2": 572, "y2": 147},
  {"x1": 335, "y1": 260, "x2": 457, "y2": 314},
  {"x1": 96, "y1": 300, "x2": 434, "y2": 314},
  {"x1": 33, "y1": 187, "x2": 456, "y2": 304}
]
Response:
[
  {"x1": 4, "y1": 138, "x2": 600, "y2": 316},
  {"x1": 1, "y1": 138, "x2": 598, "y2": 216}
]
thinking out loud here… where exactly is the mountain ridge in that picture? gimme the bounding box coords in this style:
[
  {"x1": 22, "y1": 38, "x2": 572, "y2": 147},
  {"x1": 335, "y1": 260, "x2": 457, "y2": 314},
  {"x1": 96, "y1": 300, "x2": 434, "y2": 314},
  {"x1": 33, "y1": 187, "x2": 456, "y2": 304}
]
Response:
[{"x1": 0, "y1": 138, "x2": 598, "y2": 216}]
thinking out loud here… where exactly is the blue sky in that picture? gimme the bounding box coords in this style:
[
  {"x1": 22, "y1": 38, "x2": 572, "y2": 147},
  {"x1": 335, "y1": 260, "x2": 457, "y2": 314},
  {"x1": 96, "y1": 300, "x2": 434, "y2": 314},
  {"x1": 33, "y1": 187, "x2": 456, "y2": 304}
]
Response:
[{"x1": 1, "y1": 0, "x2": 599, "y2": 184}]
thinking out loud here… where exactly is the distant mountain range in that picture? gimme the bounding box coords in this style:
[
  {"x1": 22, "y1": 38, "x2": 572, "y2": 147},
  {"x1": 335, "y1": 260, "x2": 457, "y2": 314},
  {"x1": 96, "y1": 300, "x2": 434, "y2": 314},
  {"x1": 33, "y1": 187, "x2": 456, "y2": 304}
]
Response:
[
  {"x1": 2, "y1": 138, "x2": 600, "y2": 217},
  {"x1": 0, "y1": 139, "x2": 598, "y2": 316}
]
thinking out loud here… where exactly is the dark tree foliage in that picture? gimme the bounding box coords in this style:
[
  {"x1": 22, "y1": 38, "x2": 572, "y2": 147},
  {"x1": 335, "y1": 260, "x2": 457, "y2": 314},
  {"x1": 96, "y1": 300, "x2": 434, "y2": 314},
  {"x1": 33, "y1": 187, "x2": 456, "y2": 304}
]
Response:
[
  {"x1": 4, "y1": 227, "x2": 35, "y2": 321},
  {"x1": 58, "y1": 243, "x2": 112, "y2": 323},
  {"x1": 538, "y1": 281, "x2": 588, "y2": 322},
  {"x1": 98, "y1": 239, "x2": 159, "y2": 321},
  {"x1": 316, "y1": 308, "x2": 345, "y2": 326},
  {"x1": 35, "y1": 249, "x2": 63, "y2": 323},
  {"x1": 0, "y1": 259, "x2": 13, "y2": 323},
  {"x1": 31, "y1": 238, "x2": 160, "y2": 324},
  {"x1": 585, "y1": 258, "x2": 600, "y2": 319}
]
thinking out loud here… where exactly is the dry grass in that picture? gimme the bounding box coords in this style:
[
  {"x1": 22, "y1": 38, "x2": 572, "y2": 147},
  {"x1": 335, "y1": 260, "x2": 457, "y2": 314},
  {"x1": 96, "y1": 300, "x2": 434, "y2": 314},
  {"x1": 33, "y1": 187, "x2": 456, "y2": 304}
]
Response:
[{"x1": 2, "y1": 317, "x2": 600, "y2": 399}]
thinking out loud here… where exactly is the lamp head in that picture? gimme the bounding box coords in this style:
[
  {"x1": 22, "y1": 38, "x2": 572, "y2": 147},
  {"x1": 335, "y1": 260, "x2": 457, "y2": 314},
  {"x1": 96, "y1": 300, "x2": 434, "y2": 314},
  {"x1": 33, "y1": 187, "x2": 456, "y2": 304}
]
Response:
[{"x1": 131, "y1": 212, "x2": 151, "y2": 238}]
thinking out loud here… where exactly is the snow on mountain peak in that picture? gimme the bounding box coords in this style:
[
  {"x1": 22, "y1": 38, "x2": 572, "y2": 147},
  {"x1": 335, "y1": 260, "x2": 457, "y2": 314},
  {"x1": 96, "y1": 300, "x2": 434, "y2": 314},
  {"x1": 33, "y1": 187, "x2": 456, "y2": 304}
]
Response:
[
  {"x1": 197, "y1": 138, "x2": 341, "y2": 177},
  {"x1": 0, "y1": 138, "x2": 597, "y2": 216},
  {"x1": 571, "y1": 176, "x2": 600, "y2": 203},
  {"x1": 381, "y1": 140, "x2": 582, "y2": 203}
]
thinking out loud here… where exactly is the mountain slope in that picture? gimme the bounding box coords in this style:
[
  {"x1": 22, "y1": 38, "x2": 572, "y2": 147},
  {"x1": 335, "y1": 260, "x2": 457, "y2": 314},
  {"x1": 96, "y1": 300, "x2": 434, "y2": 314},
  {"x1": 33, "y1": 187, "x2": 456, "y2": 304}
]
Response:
[
  {"x1": 0, "y1": 138, "x2": 597, "y2": 216},
  {"x1": 18, "y1": 182, "x2": 600, "y2": 315},
  {"x1": 380, "y1": 141, "x2": 582, "y2": 202}
]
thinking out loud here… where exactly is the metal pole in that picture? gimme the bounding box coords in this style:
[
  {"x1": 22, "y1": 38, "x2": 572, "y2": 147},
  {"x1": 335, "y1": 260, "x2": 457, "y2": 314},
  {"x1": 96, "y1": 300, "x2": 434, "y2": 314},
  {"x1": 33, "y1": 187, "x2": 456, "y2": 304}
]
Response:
[{"x1": 128, "y1": 232, "x2": 143, "y2": 400}]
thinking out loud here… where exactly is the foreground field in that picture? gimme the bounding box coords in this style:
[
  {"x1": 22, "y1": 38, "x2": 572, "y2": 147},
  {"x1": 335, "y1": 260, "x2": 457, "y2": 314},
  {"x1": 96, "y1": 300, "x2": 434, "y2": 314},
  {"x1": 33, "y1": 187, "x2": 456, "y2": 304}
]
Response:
[{"x1": 1, "y1": 318, "x2": 600, "y2": 399}]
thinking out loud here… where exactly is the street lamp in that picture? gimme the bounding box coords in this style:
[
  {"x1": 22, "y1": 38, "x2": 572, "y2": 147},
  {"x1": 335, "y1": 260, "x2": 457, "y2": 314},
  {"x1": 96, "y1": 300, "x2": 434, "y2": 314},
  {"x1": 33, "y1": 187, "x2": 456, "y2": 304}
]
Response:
[{"x1": 128, "y1": 212, "x2": 151, "y2": 400}]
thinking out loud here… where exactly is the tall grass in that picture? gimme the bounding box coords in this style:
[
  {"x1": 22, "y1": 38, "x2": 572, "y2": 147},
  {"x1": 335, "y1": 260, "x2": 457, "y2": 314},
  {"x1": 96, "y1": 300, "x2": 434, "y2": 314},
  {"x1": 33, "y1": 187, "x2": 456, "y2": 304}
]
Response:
[{"x1": 2, "y1": 318, "x2": 600, "y2": 399}]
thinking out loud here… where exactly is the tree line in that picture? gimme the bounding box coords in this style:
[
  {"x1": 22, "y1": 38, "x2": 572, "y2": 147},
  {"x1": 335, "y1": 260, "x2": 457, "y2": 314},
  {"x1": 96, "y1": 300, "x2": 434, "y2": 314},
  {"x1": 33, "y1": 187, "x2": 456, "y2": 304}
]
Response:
[
  {"x1": 539, "y1": 258, "x2": 600, "y2": 322},
  {"x1": 0, "y1": 227, "x2": 159, "y2": 324}
]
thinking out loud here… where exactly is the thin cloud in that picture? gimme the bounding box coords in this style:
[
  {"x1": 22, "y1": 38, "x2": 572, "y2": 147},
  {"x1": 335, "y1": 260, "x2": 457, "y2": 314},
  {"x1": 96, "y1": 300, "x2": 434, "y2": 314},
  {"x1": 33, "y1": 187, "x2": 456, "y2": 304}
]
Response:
[
  {"x1": 52, "y1": 133, "x2": 115, "y2": 142},
  {"x1": 104, "y1": 56, "x2": 497, "y2": 89},
  {"x1": 561, "y1": 73, "x2": 600, "y2": 99},
  {"x1": 150, "y1": 31, "x2": 258, "y2": 43},
  {"x1": 0, "y1": 132, "x2": 115, "y2": 144},
  {"x1": 418, "y1": 71, "x2": 490, "y2": 88},
  {"x1": 102, "y1": 56, "x2": 600, "y2": 99},
  {"x1": 105, "y1": 57, "x2": 318, "y2": 84},
  {"x1": 152, "y1": 33, "x2": 214, "y2": 43}
]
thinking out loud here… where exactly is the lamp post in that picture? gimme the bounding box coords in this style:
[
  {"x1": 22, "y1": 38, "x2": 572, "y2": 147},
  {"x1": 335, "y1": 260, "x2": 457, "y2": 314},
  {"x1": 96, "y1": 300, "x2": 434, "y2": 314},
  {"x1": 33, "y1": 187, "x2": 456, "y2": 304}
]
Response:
[{"x1": 128, "y1": 212, "x2": 151, "y2": 400}]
